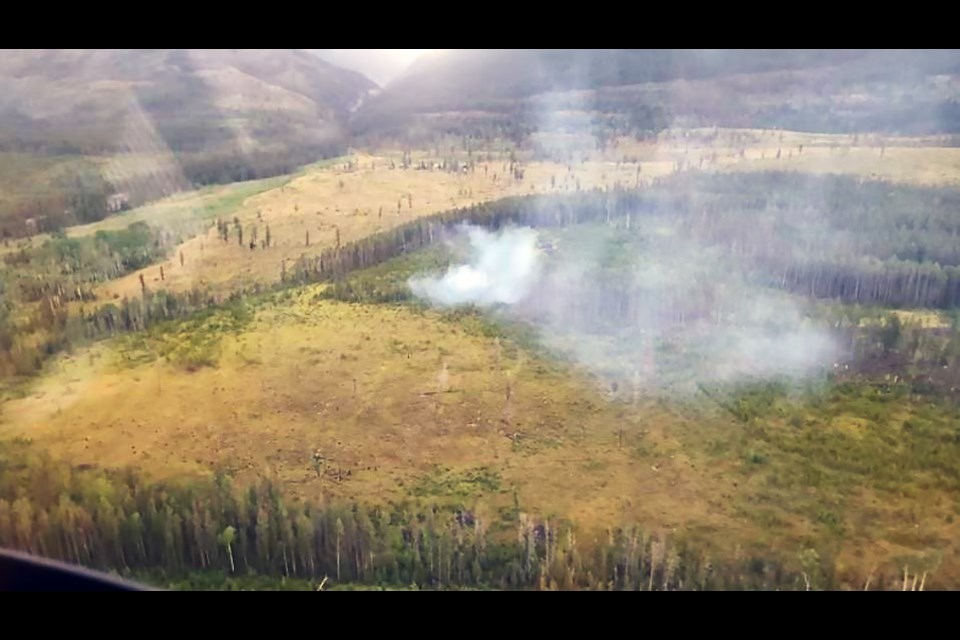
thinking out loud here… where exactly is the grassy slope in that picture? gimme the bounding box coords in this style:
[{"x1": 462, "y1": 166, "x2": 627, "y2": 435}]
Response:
[
  {"x1": 2, "y1": 173, "x2": 292, "y2": 255},
  {"x1": 0, "y1": 285, "x2": 744, "y2": 551},
  {"x1": 0, "y1": 174, "x2": 292, "y2": 385},
  {"x1": 4, "y1": 267, "x2": 959, "y2": 583}
]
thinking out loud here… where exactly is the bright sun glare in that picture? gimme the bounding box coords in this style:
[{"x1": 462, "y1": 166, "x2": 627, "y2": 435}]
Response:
[{"x1": 386, "y1": 49, "x2": 433, "y2": 65}]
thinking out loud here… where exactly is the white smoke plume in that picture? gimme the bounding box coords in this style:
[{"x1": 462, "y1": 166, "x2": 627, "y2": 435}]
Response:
[
  {"x1": 408, "y1": 225, "x2": 542, "y2": 306},
  {"x1": 408, "y1": 221, "x2": 837, "y2": 393}
]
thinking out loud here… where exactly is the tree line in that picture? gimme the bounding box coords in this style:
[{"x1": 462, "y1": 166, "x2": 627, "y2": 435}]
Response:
[
  {"x1": 0, "y1": 440, "x2": 925, "y2": 590},
  {"x1": 6, "y1": 171, "x2": 960, "y2": 382},
  {"x1": 286, "y1": 172, "x2": 960, "y2": 309}
]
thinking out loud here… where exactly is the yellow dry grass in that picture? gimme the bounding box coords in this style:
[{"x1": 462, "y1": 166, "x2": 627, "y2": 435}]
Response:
[
  {"x1": 82, "y1": 152, "x2": 643, "y2": 301},
  {"x1": 601, "y1": 128, "x2": 960, "y2": 187},
  {"x1": 7, "y1": 285, "x2": 957, "y2": 577},
  {"x1": 891, "y1": 309, "x2": 952, "y2": 329},
  {"x1": 1, "y1": 287, "x2": 756, "y2": 552},
  {"x1": 857, "y1": 309, "x2": 952, "y2": 329}
]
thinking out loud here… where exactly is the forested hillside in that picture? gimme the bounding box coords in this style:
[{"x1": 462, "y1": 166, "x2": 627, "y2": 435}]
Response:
[
  {"x1": 352, "y1": 50, "x2": 960, "y2": 142},
  {"x1": 0, "y1": 49, "x2": 375, "y2": 237}
]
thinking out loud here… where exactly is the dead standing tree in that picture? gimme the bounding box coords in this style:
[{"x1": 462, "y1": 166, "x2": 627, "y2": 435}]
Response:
[{"x1": 502, "y1": 373, "x2": 514, "y2": 427}]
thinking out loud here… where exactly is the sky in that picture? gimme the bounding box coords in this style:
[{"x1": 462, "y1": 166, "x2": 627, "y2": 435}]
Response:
[{"x1": 303, "y1": 49, "x2": 434, "y2": 86}]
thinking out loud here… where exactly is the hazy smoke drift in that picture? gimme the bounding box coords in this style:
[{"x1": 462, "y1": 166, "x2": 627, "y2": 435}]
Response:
[
  {"x1": 409, "y1": 226, "x2": 541, "y2": 306},
  {"x1": 409, "y1": 222, "x2": 836, "y2": 390}
]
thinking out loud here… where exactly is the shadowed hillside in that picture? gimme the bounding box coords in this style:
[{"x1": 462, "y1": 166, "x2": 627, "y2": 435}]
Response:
[
  {"x1": 352, "y1": 49, "x2": 960, "y2": 141},
  {"x1": 0, "y1": 49, "x2": 376, "y2": 237}
]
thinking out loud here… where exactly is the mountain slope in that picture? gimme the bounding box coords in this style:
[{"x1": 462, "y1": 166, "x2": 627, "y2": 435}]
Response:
[
  {"x1": 351, "y1": 49, "x2": 960, "y2": 139},
  {"x1": 0, "y1": 49, "x2": 376, "y2": 141},
  {"x1": 368, "y1": 50, "x2": 861, "y2": 107},
  {"x1": 0, "y1": 49, "x2": 376, "y2": 236}
]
